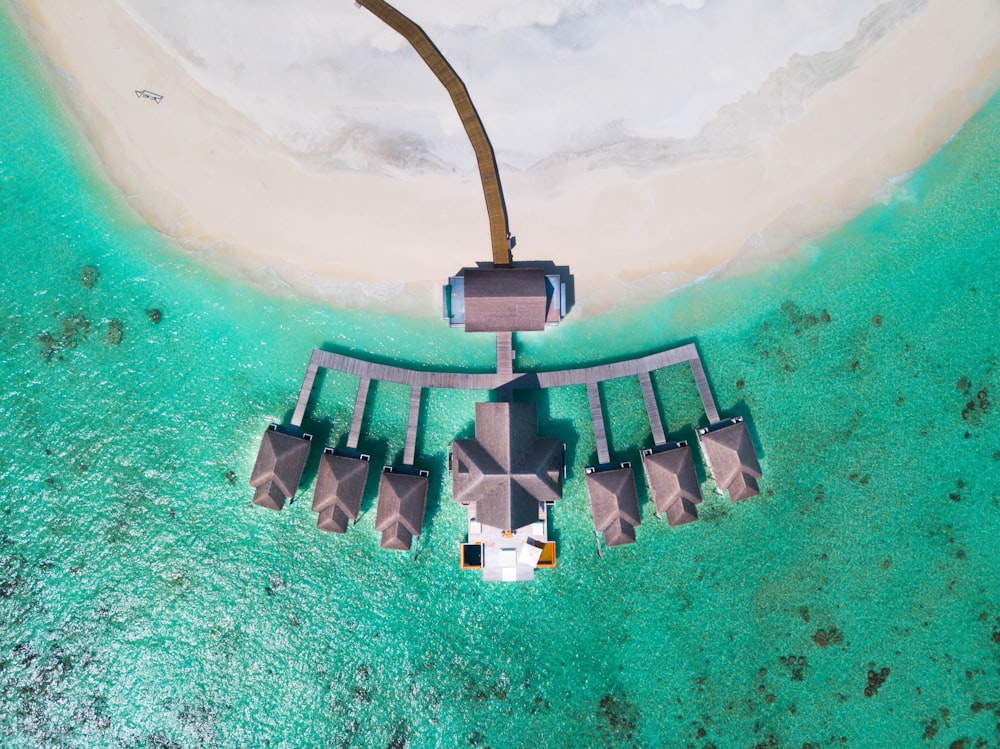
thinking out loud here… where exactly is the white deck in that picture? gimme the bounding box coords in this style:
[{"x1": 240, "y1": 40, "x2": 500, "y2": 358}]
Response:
[{"x1": 466, "y1": 503, "x2": 550, "y2": 582}]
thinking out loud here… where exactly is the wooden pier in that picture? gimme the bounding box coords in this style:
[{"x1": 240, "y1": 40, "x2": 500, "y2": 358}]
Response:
[
  {"x1": 587, "y1": 382, "x2": 611, "y2": 465},
  {"x1": 496, "y1": 332, "x2": 513, "y2": 377},
  {"x1": 347, "y1": 377, "x2": 371, "y2": 450},
  {"x1": 404, "y1": 387, "x2": 422, "y2": 465},
  {"x1": 290, "y1": 343, "x2": 723, "y2": 453},
  {"x1": 356, "y1": 0, "x2": 512, "y2": 266},
  {"x1": 638, "y1": 371, "x2": 666, "y2": 445},
  {"x1": 688, "y1": 354, "x2": 720, "y2": 424},
  {"x1": 291, "y1": 359, "x2": 320, "y2": 427}
]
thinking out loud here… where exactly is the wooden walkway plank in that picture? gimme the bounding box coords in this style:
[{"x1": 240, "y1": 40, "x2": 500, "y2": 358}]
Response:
[
  {"x1": 292, "y1": 342, "x2": 722, "y2": 456},
  {"x1": 587, "y1": 382, "x2": 611, "y2": 465},
  {"x1": 347, "y1": 376, "x2": 371, "y2": 449},
  {"x1": 304, "y1": 343, "x2": 711, "y2": 394},
  {"x1": 496, "y1": 332, "x2": 513, "y2": 377},
  {"x1": 688, "y1": 356, "x2": 720, "y2": 424},
  {"x1": 291, "y1": 357, "x2": 320, "y2": 427},
  {"x1": 638, "y1": 371, "x2": 666, "y2": 445},
  {"x1": 403, "y1": 386, "x2": 422, "y2": 465}
]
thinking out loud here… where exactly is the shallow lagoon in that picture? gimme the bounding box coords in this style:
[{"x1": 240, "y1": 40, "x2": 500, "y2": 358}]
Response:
[{"x1": 2, "y1": 8, "x2": 999, "y2": 748}]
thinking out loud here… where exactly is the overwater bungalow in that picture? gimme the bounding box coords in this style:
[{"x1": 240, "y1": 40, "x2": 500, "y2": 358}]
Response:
[
  {"x1": 374, "y1": 468, "x2": 429, "y2": 551},
  {"x1": 312, "y1": 449, "x2": 370, "y2": 533},
  {"x1": 249, "y1": 425, "x2": 311, "y2": 511},
  {"x1": 585, "y1": 464, "x2": 641, "y2": 547},
  {"x1": 452, "y1": 401, "x2": 562, "y2": 581},
  {"x1": 443, "y1": 267, "x2": 566, "y2": 331},
  {"x1": 641, "y1": 441, "x2": 703, "y2": 525},
  {"x1": 248, "y1": 0, "x2": 765, "y2": 581},
  {"x1": 698, "y1": 417, "x2": 762, "y2": 501}
]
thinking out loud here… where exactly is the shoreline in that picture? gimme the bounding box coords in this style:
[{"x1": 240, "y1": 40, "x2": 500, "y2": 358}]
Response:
[{"x1": 8, "y1": 0, "x2": 1000, "y2": 319}]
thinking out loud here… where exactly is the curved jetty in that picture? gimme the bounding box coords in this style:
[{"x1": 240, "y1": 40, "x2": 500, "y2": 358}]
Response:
[
  {"x1": 248, "y1": 0, "x2": 763, "y2": 581},
  {"x1": 356, "y1": 0, "x2": 513, "y2": 266}
]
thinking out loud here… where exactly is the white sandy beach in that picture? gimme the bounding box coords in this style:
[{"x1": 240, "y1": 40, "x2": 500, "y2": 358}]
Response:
[{"x1": 9, "y1": 0, "x2": 1000, "y2": 315}]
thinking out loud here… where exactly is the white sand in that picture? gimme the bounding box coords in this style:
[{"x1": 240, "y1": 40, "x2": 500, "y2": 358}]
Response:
[{"x1": 9, "y1": 0, "x2": 1000, "y2": 316}]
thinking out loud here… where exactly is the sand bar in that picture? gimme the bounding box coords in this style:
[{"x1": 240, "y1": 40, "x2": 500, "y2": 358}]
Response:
[{"x1": 9, "y1": 0, "x2": 1000, "y2": 316}]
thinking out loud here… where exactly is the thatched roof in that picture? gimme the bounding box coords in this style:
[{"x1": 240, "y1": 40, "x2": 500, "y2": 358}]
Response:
[
  {"x1": 586, "y1": 466, "x2": 640, "y2": 546},
  {"x1": 452, "y1": 401, "x2": 562, "y2": 532},
  {"x1": 375, "y1": 471, "x2": 428, "y2": 550},
  {"x1": 700, "y1": 419, "x2": 762, "y2": 501},
  {"x1": 312, "y1": 452, "x2": 369, "y2": 533},
  {"x1": 642, "y1": 444, "x2": 702, "y2": 525},
  {"x1": 463, "y1": 268, "x2": 547, "y2": 333},
  {"x1": 249, "y1": 426, "x2": 311, "y2": 511}
]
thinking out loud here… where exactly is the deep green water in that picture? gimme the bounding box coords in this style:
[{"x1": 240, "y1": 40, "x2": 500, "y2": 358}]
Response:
[{"x1": 2, "y1": 7, "x2": 999, "y2": 749}]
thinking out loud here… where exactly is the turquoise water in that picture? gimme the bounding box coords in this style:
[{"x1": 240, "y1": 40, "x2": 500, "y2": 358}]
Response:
[{"x1": 2, "y1": 7, "x2": 1000, "y2": 748}]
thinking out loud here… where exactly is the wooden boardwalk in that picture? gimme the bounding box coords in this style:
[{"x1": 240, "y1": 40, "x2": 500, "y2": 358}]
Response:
[
  {"x1": 292, "y1": 343, "x2": 722, "y2": 430},
  {"x1": 356, "y1": 0, "x2": 512, "y2": 266},
  {"x1": 587, "y1": 382, "x2": 611, "y2": 465},
  {"x1": 291, "y1": 359, "x2": 320, "y2": 427},
  {"x1": 404, "y1": 387, "x2": 422, "y2": 465},
  {"x1": 688, "y1": 354, "x2": 720, "y2": 424},
  {"x1": 289, "y1": 345, "x2": 719, "y2": 468},
  {"x1": 638, "y1": 371, "x2": 666, "y2": 445},
  {"x1": 496, "y1": 332, "x2": 513, "y2": 377},
  {"x1": 347, "y1": 376, "x2": 371, "y2": 449}
]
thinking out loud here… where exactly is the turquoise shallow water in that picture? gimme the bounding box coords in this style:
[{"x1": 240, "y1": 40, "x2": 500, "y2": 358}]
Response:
[{"x1": 2, "y1": 8, "x2": 1000, "y2": 748}]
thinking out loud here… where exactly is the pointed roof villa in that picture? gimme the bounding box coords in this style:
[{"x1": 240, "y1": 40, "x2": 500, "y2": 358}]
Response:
[
  {"x1": 250, "y1": 425, "x2": 311, "y2": 511},
  {"x1": 461, "y1": 267, "x2": 549, "y2": 333},
  {"x1": 699, "y1": 417, "x2": 762, "y2": 501},
  {"x1": 586, "y1": 466, "x2": 641, "y2": 547},
  {"x1": 452, "y1": 401, "x2": 563, "y2": 531},
  {"x1": 312, "y1": 450, "x2": 370, "y2": 533},
  {"x1": 642, "y1": 442, "x2": 702, "y2": 525},
  {"x1": 375, "y1": 470, "x2": 428, "y2": 550}
]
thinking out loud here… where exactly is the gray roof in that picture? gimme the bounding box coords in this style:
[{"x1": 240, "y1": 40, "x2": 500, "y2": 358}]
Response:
[
  {"x1": 727, "y1": 471, "x2": 760, "y2": 502},
  {"x1": 375, "y1": 471, "x2": 428, "y2": 550},
  {"x1": 316, "y1": 504, "x2": 352, "y2": 534},
  {"x1": 602, "y1": 517, "x2": 637, "y2": 547},
  {"x1": 312, "y1": 453, "x2": 369, "y2": 524},
  {"x1": 452, "y1": 401, "x2": 562, "y2": 532},
  {"x1": 663, "y1": 497, "x2": 699, "y2": 526},
  {"x1": 379, "y1": 523, "x2": 414, "y2": 552},
  {"x1": 253, "y1": 483, "x2": 288, "y2": 513},
  {"x1": 463, "y1": 268, "x2": 547, "y2": 332},
  {"x1": 586, "y1": 466, "x2": 641, "y2": 539},
  {"x1": 642, "y1": 445, "x2": 702, "y2": 524},
  {"x1": 249, "y1": 426, "x2": 311, "y2": 511},
  {"x1": 700, "y1": 420, "x2": 762, "y2": 500}
]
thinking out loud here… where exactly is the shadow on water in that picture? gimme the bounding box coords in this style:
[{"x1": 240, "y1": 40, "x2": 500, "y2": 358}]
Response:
[{"x1": 316, "y1": 338, "x2": 497, "y2": 376}]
